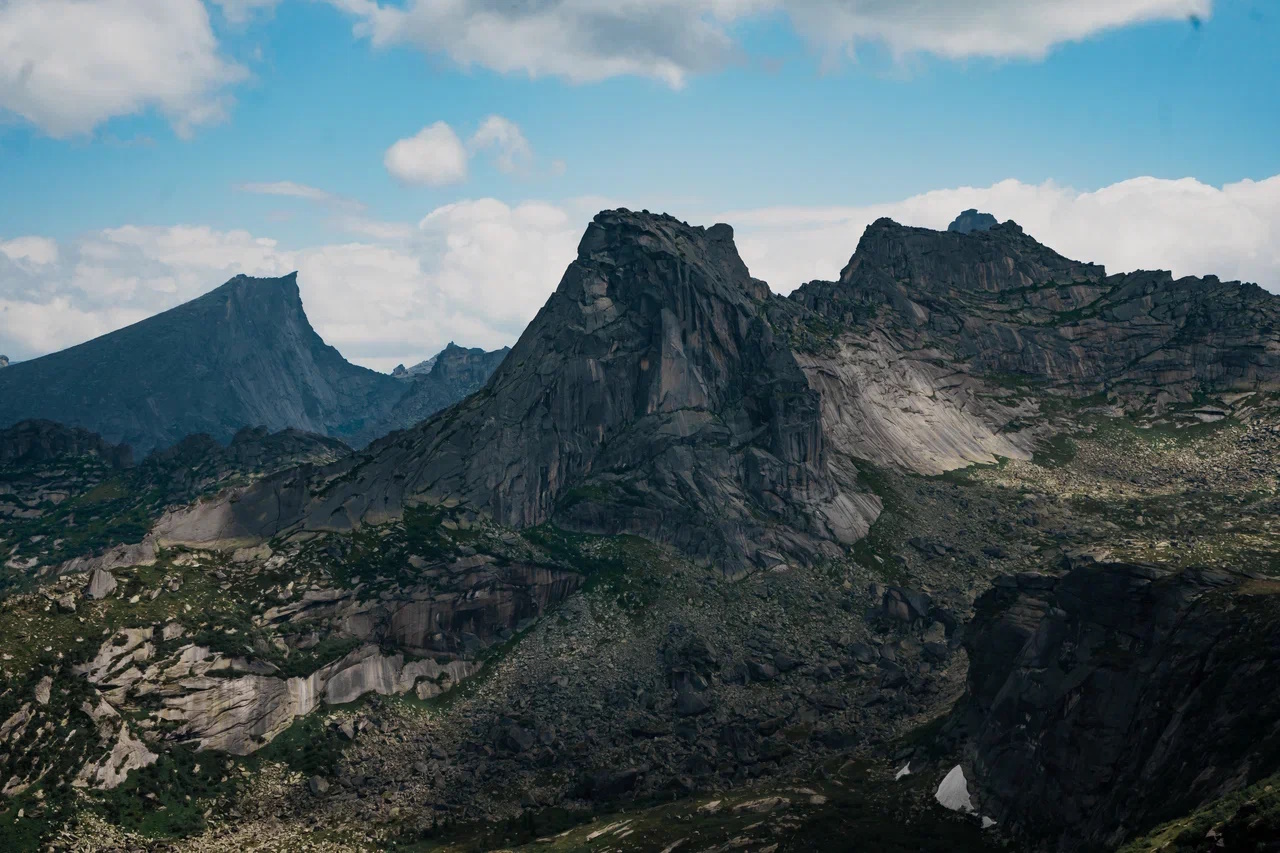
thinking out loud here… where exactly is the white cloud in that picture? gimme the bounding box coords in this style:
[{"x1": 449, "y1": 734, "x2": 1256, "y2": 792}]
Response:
[
  {"x1": 236, "y1": 181, "x2": 366, "y2": 211},
  {"x1": 6, "y1": 171, "x2": 1278, "y2": 374},
  {"x1": 385, "y1": 116, "x2": 550, "y2": 185},
  {"x1": 722, "y1": 175, "x2": 1280, "y2": 295},
  {"x1": 334, "y1": 0, "x2": 750, "y2": 88},
  {"x1": 0, "y1": 0, "x2": 247, "y2": 137},
  {"x1": 384, "y1": 122, "x2": 470, "y2": 187},
  {"x1": 328, "y1": 0, "x2": 1209, "y2": 86},
  {"x1": 785, "y1": 0, "x2": 1211, "y2": 62},
  {"x1": 0, "y1": 236, "x2": 58, "y2": 267},
  {"x1": 470, "y1": 115, "x2": 533, "y2": 175}
]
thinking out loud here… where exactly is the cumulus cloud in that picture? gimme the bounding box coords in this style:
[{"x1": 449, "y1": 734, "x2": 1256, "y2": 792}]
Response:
[
  {"x1": 6, "y1": 171, "x2": 1278, "y2": 372},
  {"x1": 722, "y1": 175, "x2": 1280, "y2": 294},
  {"x1": 334, "y1": 0, "x2": 749, "y2": 88},
  {"x1": 384, "y1": 116, "x2": 548, "y2": 185},
  {"x1": 329, "y1": 0, "x2": 1209, "y2": 86},
  {"x1": 470, "y1": 116, "x2": 534, "y2": 175},
  {"x1": 0, "y1": 0, "x2": 247, "y2": 137},
  {"x1": 384, "y1": 122, "x2": 471, "y2": 187}
]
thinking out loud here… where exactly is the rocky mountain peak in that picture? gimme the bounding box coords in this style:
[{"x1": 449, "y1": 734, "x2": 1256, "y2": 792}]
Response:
[
  {"x1": 946, "y1": 208, "x2": 999, "y2": 233},
  {"x1": 837, "y1": 216, "x2": 1105, "y2": 293},
  {"x1": 569, "y1": 208, "x2": 770, "y2": 306}
]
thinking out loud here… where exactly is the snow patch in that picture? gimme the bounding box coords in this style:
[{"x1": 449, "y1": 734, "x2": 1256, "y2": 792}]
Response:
[
  {"x1": 935, "y1": 764, "x2": 974, "y2": 813},
  {"x1": 982, "y1": 816, "x2": 997, "y2": 829},
  {"x1": 895, "y1": 762, "x2": 911, "y2": 780}
]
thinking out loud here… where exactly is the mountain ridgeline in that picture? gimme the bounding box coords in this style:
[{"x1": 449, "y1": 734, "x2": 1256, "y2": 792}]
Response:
[{"x1": 0, "y1": 274, "x2": 508, "y2": 455}]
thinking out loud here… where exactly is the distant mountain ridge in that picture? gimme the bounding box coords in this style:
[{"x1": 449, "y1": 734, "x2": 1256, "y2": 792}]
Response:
[{"x1": 0, "y1": 274, "x2": 508, "y2": 454}]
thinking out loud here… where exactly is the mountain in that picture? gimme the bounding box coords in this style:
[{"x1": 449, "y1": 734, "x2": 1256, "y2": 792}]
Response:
[
  {"x1": 8, "y1": 208, "x2": 1280, "y2": 851},
  {"x1": 0, "y1": 274, "x2": 508, "y2": 454}
]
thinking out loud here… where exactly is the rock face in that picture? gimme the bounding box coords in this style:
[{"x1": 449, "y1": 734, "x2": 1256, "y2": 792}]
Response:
[
  {"x1": 950, "y1": 561, "x2": 1280, "y2": 850},
  {"x1": 83, "y1": 567, "x2": 119, "y2": 600},
  {"x1": 0, "y1": 275, "x2": 507, "y2": 454},
  {"x1": 946, "y1": 209, "x2": 998, "y2": 233},
  {"x1": 160, "y1": 211, "x2": 880, "y2": 571},
  {"x1": 71, "y1": 567, "x2": 576, "y2": 755}
]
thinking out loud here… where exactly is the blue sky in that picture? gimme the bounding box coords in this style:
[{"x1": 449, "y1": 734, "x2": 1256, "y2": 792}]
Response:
[{"x1": 2, "y1": 0, "x2": 1279, "y2": 370}]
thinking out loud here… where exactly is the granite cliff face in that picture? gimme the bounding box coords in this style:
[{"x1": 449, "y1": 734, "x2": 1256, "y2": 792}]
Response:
[
  {"x1": 949, "y1": 560, "x2": 1280, "y2": 850},
  {"x1": 0, "y1": 275, "x2": 507, "y2": 454}
]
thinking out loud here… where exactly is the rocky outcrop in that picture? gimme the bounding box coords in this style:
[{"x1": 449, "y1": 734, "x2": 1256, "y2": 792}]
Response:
[
  {"x1": 949, "y1": 561, "x2": 1280, "y2": 851},
  {"x1": 0, "y1": 275, "x2": 507, "y2": 454},
  {"x1": 947, "y1": 209, "x2": 998, "y2": 234},
  {"x1": 83, "y1": 567, "x2": 118, "y2": 600},
  {"x1": 66, "y1": 553, "x2": 579, "y2": 757},
  {"x1": 0, "y1": 355, "x2": 8, "y2": 368},
  {"x1": 60, "y1": 537, "x2": 157, "y2": 580},
  {"x1": 75, "y1": 724, "x2": 157, "y2": 790},
  {"x1": 159, "y1": 211, "x2": 881, "y2": 572}
]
